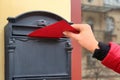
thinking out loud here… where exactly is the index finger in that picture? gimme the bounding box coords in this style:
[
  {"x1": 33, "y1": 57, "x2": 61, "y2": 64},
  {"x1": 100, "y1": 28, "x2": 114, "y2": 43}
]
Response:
[{"x1": 71, "y1": 24, "x2": 91, "y2": 31}]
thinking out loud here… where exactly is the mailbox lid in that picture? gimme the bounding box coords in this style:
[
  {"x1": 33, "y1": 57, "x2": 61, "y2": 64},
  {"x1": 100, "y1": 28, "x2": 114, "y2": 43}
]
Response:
[{"x1": 6, "y1": 11, "x2": 69, "y2": 37}]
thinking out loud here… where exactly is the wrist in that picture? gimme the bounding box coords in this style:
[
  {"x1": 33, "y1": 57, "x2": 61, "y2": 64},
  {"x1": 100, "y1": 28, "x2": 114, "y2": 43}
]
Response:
[
  {"x1": 92, "y1": 42, "x2": 110, "y2": 61},
  {"x1": 90, "y1": 41, "x2": 99, "y2": 53}
]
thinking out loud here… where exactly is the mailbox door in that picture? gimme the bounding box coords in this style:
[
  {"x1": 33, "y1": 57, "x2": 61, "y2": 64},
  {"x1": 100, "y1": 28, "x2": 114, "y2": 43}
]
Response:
[{"x1": 5, "y1": 11, "x2": 71, "y2": 80}]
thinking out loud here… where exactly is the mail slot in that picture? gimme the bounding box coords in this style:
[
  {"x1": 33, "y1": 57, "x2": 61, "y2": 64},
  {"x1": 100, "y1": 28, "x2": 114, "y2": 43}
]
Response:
[{"x1": 5, "y1": 11, "x2": 72, "y2": 80}]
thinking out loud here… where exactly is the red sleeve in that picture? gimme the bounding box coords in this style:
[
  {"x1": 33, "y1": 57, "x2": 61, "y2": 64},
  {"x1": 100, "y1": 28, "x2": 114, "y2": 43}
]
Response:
[{"x1": 101, "y1": 42, "x2": 120, "y2": 73}]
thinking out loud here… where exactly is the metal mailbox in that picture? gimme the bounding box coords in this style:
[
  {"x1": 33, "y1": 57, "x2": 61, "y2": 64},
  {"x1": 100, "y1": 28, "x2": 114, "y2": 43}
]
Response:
[{"x1": 5, "y1": 11, "x2": 72, "y2": 80}]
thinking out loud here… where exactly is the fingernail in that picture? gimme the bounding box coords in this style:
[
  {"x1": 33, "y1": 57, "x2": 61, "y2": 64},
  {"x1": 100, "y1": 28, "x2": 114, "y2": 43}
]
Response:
[{"x1": 63, "y1": 32, "x2": 67, "y2": 35}]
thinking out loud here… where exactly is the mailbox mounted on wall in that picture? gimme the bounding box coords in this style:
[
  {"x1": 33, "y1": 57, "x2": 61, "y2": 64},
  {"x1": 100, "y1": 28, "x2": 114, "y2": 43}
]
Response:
[{"x1": 5, "y1": 11, "x2": 73, "y2": 80}]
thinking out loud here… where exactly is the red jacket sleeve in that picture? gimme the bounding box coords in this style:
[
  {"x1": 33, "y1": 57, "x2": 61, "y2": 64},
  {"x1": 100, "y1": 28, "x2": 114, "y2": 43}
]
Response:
[{"x1": 102, "y1": 42, "x2": 120, "y2": 73}]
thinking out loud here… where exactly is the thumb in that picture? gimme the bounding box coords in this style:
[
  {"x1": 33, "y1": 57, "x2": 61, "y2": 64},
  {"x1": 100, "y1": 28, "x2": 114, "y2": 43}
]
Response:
[{"x1": 63, "y1": 31, "x2": 78, "y2": 39}]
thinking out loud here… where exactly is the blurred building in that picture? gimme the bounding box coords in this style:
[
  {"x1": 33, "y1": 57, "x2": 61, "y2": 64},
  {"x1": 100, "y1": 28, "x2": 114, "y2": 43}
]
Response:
[{"x1": 81, "y1": 0, "x2": 120, "y2": 80}]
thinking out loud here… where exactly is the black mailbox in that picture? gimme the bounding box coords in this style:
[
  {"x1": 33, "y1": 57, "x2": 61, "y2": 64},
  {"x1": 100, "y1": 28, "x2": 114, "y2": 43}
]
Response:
[{"x1": 5, "y1": 11, "x2": 72, "y2": 80}]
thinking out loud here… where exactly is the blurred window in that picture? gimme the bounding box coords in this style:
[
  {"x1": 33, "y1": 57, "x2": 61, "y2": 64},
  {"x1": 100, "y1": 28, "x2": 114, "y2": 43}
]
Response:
[
  {"x1": 116, "y1": 0, "x2": 120, "y2": 3},
  {"x1": 105, "y1": 17, "x2": 114, "y2": 33},
  {"x1": 87, "y1": 17, "x2": 94, "y2": 31},
  {"x1": 88, "y1": 0, "x2": 94, "y2": 3}
]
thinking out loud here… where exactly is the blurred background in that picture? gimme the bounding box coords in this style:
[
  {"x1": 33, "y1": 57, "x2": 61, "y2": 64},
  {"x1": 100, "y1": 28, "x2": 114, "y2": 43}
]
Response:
[
  {"x1": 81, "y1": 0, "x2": 120, "y2": 80},
  {"x1": 1, "y1": 0, "x2": 120, "y2": 80}
]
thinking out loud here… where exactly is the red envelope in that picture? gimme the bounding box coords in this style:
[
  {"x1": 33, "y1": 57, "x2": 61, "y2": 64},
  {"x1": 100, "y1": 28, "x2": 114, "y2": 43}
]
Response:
[{"x1": 28, "y1": 20, "x2": 78, "y2": 38}]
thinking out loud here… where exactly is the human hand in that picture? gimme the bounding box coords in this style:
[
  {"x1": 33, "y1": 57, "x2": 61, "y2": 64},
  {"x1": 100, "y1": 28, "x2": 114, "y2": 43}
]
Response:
[{"x1": 63, "y1": 24, "x2": 99, "y2": 53}]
